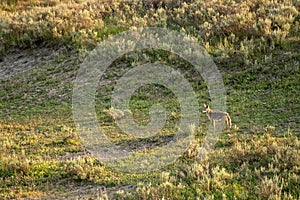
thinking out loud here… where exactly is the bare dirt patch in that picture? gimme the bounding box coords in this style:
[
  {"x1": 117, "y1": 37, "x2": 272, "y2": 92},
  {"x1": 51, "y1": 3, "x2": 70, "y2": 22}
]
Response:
[{"x1": 0, "y1": 46, "x2": 72, "y2": 80}]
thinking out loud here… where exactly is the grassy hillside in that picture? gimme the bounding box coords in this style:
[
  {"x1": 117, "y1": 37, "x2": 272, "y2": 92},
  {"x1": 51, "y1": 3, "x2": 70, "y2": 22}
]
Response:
[{"x1": 0, "y1": 0, "x2": 299, "y2": 199}]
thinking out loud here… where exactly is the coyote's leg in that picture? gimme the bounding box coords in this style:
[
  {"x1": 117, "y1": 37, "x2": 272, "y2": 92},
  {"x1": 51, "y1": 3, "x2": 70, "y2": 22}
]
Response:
[
  {"x1": 226, "y1": 113, "x2": 231, "y2": 130},
  {"x1": 225, "y1": 117, "x2": 229, "y2": 130}
]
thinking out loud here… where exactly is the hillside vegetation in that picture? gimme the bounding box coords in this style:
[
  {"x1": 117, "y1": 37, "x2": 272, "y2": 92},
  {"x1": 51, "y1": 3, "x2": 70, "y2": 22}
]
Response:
[{"x1": 0, "y1": 0, "x2": 299, "y2": 199}]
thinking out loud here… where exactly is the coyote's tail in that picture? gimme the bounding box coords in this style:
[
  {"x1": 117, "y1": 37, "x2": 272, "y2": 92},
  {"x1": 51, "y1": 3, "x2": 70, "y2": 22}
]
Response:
[{"x1": 226, "y1": 113, "x2": 231, "y2": 129}]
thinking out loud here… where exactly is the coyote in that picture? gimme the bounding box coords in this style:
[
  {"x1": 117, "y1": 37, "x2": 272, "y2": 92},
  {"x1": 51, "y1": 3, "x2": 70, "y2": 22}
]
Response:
[{"x1": 203, "y1": 104, "x2": 231, "y2": 130}]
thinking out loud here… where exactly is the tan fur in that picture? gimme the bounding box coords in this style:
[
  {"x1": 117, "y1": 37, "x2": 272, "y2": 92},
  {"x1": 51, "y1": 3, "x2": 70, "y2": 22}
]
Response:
[{"x1": 203, "y1": 104, "x2": 231, "y2": 130}]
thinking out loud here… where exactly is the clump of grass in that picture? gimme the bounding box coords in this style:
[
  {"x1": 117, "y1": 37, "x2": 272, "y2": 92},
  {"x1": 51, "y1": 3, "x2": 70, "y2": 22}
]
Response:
[
  {"x1": 256, "y1": 175, "x2": 285, "y2": 199},
  {"x1": 0, "y1": 0, "x2": 298, "y2": 59},
  {"x1": 117, "y1": 128, "x2": 299, "y2": 199},
  {"x1": 61, "y1": 157, "x2": 107, "y2": 182},
  {"x1": 104, "y1": 107, "x2": 133, "y2": 121}
]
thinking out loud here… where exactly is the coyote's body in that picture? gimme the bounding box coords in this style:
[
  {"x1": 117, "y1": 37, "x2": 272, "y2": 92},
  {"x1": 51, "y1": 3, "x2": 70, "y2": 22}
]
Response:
[{"x1": 203, "y1": 104, "x2": 231, "y2": 130}]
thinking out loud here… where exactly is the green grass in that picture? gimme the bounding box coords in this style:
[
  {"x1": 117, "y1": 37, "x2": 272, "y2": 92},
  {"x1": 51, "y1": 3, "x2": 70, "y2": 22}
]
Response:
[
  {"x1": 1, "y1": 37, "x2": 299, "y2": 199},
  {"x1": 0, "y1": 0, "x2": 299, "y2": 199}
]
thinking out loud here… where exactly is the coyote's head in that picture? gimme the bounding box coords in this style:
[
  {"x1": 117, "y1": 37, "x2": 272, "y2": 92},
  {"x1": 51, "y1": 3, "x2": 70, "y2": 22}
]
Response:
[{"x1": 203, "y1": 104, "x2": 211, "y2": 113}]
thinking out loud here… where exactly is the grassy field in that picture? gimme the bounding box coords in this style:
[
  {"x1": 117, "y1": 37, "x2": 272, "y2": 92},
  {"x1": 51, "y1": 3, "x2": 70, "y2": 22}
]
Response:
[{"x1": 0, "y1": 0, "x2": 299, "y2": 199}]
